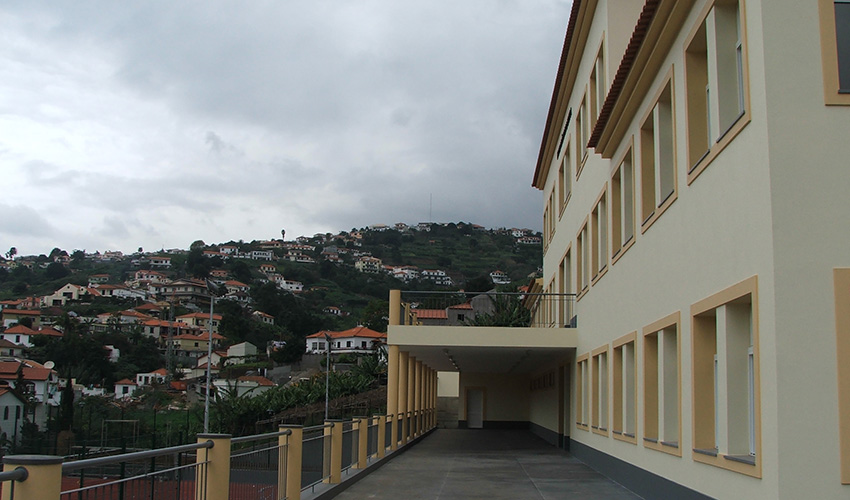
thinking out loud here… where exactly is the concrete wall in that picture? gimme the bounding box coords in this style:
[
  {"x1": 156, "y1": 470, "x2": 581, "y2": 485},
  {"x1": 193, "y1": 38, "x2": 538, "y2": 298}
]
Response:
[{"x1": 458, "y1": 373, "x2": 529, "y2": 425}]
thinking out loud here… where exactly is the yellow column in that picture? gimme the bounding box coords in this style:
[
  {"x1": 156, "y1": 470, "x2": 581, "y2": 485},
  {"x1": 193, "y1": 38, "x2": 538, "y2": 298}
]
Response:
[
  {"x1": 196, "y1": 434, "x2": 231, "y2": 500},
  {"x1": 0, "y1": 455, "x2": 62, "y2": 500},
  {"x1": 324, "y1": 420, "x2": 343, "y2": 484},
  {"x1": 389, "y1": 289, "x2": 401, "y2": 325},
  {"x1": 414, "y1": 360, "x2": 422, "y2": 436},
  {"x1": 425, "y1": 367, "x2": 432, "y2": 430},
  {"x1": 387, "y1": 345, "x2": 399, "y2": 450},
  {"x1": 431, "y1": 370, "x2": 438, "y2": 429},
  {"x1": 407, "y1": 355, "x2": 416, "y2": 441},
  {"x1": 375, "y1": 415, "x2": 387, "y2": 458},
  {"x1": 281, "y1": 425, "x2": 303, "y2": 500},
  {"x1": 399, "y1": 351, "x2": 409, "y2": 446},
  {"x1": 355, "y1": 417, "x2": 369, "y2": 469}
]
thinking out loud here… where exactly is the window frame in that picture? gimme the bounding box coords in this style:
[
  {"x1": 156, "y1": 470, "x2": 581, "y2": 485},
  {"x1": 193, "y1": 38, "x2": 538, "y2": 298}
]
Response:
[
  {"x1": 611, "y1": 140, "x2": 637, "y2": 265},
  {"x1": 639, "y1": 72, "x2": 678, "y2": 234},
  {"x1": 833, "y1": 268, "x2": 850, "y2": 484},
  {"x1": 576, "y1": 90, "x2": 590, "y2": 180},
  {"x1": 690, "y1": 275, "x2": 761, "y2": 477},
  {"x1": 576, "y1": 217, "x2": 590, "y2": 300},
  {"x1": 576, "y1": 353, "x2": 590, "y2": 431},
  {"x1": 684, "y1": 0, "x2": 753, "y2": 184},
  {"x1": 591, "y1": 184, "x2": 609, "y2": 285},
  {"x1": 612, "y1": 332, "x2": 638, "y2": 445},
  {"x1": 820, "y1": 0, "x2": 850, "y2": 105},
  {"x1": 642, "y1": 311, "x2": 683, "y2": 456},
  {"x1": 591, "y1": 344, "x2": 610, "y2": 437}
]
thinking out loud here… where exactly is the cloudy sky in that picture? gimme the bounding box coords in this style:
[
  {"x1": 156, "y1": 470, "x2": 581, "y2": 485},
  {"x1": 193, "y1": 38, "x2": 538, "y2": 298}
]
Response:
[{"x1": 1, "y1": 1, "x2": 571, "y2": 256}]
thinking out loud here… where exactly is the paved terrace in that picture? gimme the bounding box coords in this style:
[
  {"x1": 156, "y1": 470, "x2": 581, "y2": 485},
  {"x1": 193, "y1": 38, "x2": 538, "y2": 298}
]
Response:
[{"x1": 333, "y1": 429, "x2": 641, "y2": 500}]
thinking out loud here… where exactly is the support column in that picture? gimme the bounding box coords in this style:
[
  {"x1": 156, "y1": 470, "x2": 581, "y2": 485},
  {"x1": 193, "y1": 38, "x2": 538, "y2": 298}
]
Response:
[
  {"x1": 355, "y1": 417, "x2": 369, "y2": 469},
  {"x1": 414, "y1": 360, "x2": 422, "y2": 436},
  {"x1": 0, "y1": 455, "x2": 62, "y2": 500},
  {"x1": 196, "y1": 434, "x2": 231, "y2": 500},
  {"x1": 398, "y1": 351, "x2": 409, "y2": 446},
  {"x1": 324, "y1": 420, "x2": 343, "y2": 484},
  {"x1": 432, "y1": 370, "x2": 438, "y2": 428},
  {"x1": 407, "y1": 355, "x2": 416, "y2": 441},
  {"x1": 389, "y1": 289, "x2": 401, "y2": 326},
  {"x1": 375, "y1": 415, "x2": 387, "y2": 458},
  {"x1": 387, "y1": 345, "x2": 399, "y2": 450},
  {"x1": 281, "y1": 425, "x2": 303, "y2": 500}
]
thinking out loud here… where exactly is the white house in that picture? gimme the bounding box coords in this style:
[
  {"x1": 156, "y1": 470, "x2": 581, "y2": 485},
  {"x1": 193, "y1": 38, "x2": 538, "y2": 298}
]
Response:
[
  {"x1": 212, "y1": 376, "x2": 275, "y2": 399},
  {"x1": 305, "y1": 326, "x2": 387, "y2": 354},
  {"x1": 135, "y1": 368, "x2": 168, "y2": 387},
  {"x1": 114, "y1": 379, "x2": 137, "y2": 399}
]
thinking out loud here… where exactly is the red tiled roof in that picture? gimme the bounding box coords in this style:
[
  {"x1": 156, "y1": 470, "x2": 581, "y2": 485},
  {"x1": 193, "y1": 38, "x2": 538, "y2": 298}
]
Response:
[
  {"x1": 413, "y1": 309, "x2": 448, "y2": 320},
  {"x1": 3, "y1": 325, "x2": 38, "y2": 335},
  {"x1": 306, "y1": 326, "x2": 386, "y2": 339},
  {"x1": 115, "y1": 379, "x2": 136, "y2": 386},
  {"x1": 35, "y1": 327, "x2": 63, "y2": 337},
  {"x1": 3, "y1": 309, "x2": 40, "y2": 316},
  {"x1": 448, "y1": 303, "x2": 473, "y2": 310},
  {"x1": 177, "y1": 313, "x2": 223, "y2": 321}
]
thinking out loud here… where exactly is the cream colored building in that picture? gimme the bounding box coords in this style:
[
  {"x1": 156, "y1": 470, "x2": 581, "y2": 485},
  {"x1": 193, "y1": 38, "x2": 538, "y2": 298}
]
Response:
[{"x1": 387, "y1": 1, "x2": 850, "y2": 498}]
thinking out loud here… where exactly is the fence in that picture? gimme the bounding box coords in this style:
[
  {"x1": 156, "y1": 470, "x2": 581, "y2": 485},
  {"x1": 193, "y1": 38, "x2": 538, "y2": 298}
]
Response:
[
  {"x1": 0, "y1": 410, "x2": 433, "y2": 500},
  {"x1": 398, "y1": 291, "x2": 577, "y2": 328}
]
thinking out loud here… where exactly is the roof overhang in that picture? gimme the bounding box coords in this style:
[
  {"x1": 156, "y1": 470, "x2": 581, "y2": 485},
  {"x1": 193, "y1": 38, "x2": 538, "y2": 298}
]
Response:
[{"x1": 389, "y1": 325, "x2": 577, "y2": 373}]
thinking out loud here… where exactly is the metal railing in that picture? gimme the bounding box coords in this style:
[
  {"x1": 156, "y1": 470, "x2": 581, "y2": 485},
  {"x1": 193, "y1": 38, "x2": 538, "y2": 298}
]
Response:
[
  {"x1": 230, "y1": 430, "x2": 290, "y2": 500},
  {"x1": 60, "y1": 440, "x2": 213, "y2": 500},
  {"x1": 0, "y1": 466, "x2": 28, "y2": 499},
  {"x1": 0, "y1": 411, "x2": 437, "y2": 500},
  {"x1": 300, "y1": 423, "x2": 332, "y2": 493},
  {"x1": 399, "y1": 291, "x2": 576, "y2": 328}
]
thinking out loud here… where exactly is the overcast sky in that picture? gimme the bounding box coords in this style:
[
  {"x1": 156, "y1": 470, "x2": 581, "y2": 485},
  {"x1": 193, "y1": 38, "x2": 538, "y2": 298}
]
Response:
[{"x1": 0, "y1": 1, "x2": 571, "y2": 256}]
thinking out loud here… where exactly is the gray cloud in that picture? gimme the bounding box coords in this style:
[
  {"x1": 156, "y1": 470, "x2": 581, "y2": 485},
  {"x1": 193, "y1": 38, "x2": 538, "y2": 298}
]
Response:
[{"x1": 0, "y1": 1, "x2": 568, "y2": 255}]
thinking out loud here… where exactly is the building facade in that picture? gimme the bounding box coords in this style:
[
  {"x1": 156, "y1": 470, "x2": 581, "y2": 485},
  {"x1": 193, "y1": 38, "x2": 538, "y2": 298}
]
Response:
[{"x1": 386, "y1": 1, "x2": 850, "y2": 498}]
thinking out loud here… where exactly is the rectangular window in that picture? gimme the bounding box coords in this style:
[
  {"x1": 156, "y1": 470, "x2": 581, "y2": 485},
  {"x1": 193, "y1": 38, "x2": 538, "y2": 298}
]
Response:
[
  {"x1": 820, "y1": 0, "x2": 850, "y2": 103},
  {"x1": 576, "y1": 354, "x2": 589, "y2": 430},
  {"x1": 591, "y1": 186, "x2": 608, "y2": 281},
  {"x1": 691, "y1": 276, "x2": 761, "y2": 477},
  {"x1": 576, "y1": 220, "x2": 589, "y2": 296},
  {"x1": 686, "y1": 0, "x2": 752, "y2": 180},
  {"x1": 611, "y1": 146, "x2": 636, "y2": 262},
  {"x1": 576, "y1": 93, "x2": 589, "y2": 177},
  {"x1": 589, "y1": 42, "x2": 606, "y2": 129},
  {"x1": 591, "y1": 345, "x2": 609, "y2": 436},
  {"x1": 560, "y1": 144, "x2": 572, "y2": 213},
  {"x1": 643, "y1": 312, "x2": 681, "y2": 456},
  {"x1": 640, "y1": 78, "x2": 676, "y2": 231},
  {"x1": 612, "y1": 332, "x2": 637, "y2": 444},
  {"x1": 559, "y1": 246, "x2": 573, "y2": 326}
]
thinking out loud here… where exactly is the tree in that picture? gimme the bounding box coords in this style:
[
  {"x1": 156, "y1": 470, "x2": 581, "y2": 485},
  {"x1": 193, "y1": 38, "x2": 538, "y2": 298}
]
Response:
[
  {"x1": 45, "y1": 262, "x2": 70, "y2": 280},
  {"x1": 190, "y1": 240, "x2": 206, "y2": 251},
  {"x1": 186, "y1": 248, "x2": 211, "y2": 278},
  {"x1": 5, "y1": 247, "x2": 16, "y2": 260},
  {"x1": 361, "y1": 300, "x2": 389, "y2": 333}
]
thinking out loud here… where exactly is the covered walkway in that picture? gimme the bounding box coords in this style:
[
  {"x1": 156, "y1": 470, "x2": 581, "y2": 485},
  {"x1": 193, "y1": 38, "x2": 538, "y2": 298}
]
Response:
[{"x1": 333, "y1": 429, "x2": 640, "y2": 499}]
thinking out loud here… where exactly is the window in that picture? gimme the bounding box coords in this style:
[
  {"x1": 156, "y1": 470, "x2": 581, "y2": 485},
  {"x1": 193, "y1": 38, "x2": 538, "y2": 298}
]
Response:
[
  {"x1": 346, "y1": 341, "x2": 352, "y2": 348},
  {"x1": 685, "y1": 0, "x2": 751, "y2": 181},
  {"x1": 612, "y1": 332, "x2": 637, "y2": 444},
  {"x1": 591, "y1": 186, "x2": 608, "y2": 282},
  {"x1": 643, "y1": 312, "x2": 681, "y2": 456},
  {"x1": 576, "y1": 93, "x2": 589, "y2": 177},
  {"x1": 3, "y1": 407, "x2": 7, "y2": 420},
  {"x1": 591, "y1": 345, "x2": 609, "y2": 436},
  {"x1": 576, "y1": 354, "x2": 590, "y2": 430},
  {"x1": 833, "y1": 269, "x2": 850, "y2": 484},
  {"x1": 311, "y1": 342, "x2": 318, "y2": 350},
  {"x1": 361, "y1": 341, "x2": 367, "y2": 348},
  {"x1": 611, "y1": 145, "x2": 636, "y2": 262},
  {"x1": 692, "y1": 276, "x2": 761, "y2": 477},
  {"x1": 589, "y1": 42, "x2": 606, "y2": 129},
  {"x1": 548, "y1": 192, "x2": 556, "y2": 240},
  {"x1": 820, "y1": 0, "x2": 850, "y2": 104},
  {"x1": 319, "y1": 342, "x2": 326, "y2": 350},
  {"x1": 15, "y1": 407, "x2": 20, "y2": 419},
  {"x1": 576, "y1": 219, "x2": 589, "y2": 297},
  {"x1": 559, "y1": 247, "x2": 574, "y2": 327},
  {"x1": 559, "y1": 144, "x2": 572, "y2": 213},
  {"x1": 640, "y1": 77, "x2": 676, "y2": 231}
]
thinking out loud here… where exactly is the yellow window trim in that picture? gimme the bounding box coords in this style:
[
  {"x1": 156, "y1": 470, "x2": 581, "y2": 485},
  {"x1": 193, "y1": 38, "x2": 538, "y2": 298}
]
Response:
[
  {"x1": 819, "y1": 0, "x2": 850, "y2": 105},
  {"x1": 642, "y1": 311, "x2": 683, "y2": 457}
]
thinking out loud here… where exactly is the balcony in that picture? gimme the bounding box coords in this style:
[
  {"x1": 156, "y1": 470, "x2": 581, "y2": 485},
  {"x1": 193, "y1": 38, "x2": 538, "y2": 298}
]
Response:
[{"x1": 396, "y1": 290, "x2": 576, "y2": 329}]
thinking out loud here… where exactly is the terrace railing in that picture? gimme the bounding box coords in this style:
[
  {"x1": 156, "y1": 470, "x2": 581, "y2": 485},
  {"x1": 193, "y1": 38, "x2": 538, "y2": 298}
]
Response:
[
  {"x1": 398, "y1": 290, "x2": 577, "y2": 328},
  {"x1": 0, "y1": 411, "x2": 435, "y2": 500}
]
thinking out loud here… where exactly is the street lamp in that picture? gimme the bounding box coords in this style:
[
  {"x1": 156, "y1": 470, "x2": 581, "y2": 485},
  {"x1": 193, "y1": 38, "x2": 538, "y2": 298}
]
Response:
[
  {"x1": 324, "y1": 333, "x2": 332, "y2": 421},
  {"x1": 204, "y1": 279, "x2": 223, "y2": 433}
]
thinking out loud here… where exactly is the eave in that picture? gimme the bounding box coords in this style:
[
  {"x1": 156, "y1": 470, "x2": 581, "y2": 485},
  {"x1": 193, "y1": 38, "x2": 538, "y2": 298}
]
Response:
[
  {"x1": 589, "y1": 0, "x2": 696, "y2": 159},
  {"x1": 532, "y1": 0, "x2": 598, "y2": 190}
]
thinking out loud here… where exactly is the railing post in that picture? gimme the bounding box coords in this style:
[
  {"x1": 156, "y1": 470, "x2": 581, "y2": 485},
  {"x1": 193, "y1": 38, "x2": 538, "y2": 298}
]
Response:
[
  {"x1": 1, "y1": 455, "x2": 62, "y2": 500},
  {"x1": 374, "y1": 415, "x2": 386, "y2": 458},
  {"x1": 196, "y1": 434, "x2": 230, "y2": 500},
  {"x1": 355, "y1": 417, "x2": 369, "y2": 469},
  {"x1": 324, "y1": 420, "x2": 343, "y2": 484},
  {"x1": 399, "y1": 351, "x2": 409, "y2": 446},
  {"x1": 281, "y1": 425, "x2": 302, "y2": 500}
]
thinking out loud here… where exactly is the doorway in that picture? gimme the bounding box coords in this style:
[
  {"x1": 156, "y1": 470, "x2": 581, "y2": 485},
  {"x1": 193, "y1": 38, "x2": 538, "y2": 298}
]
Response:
[{"x1": 466, "y1": 388, "x2": 485, "y2": 429}]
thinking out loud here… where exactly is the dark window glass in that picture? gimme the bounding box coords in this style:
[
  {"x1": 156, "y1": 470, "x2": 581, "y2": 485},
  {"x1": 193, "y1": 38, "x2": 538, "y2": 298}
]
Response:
[{"x1": 836, "y1": 2, "x2": 850, "y2": 91}]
